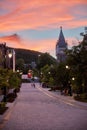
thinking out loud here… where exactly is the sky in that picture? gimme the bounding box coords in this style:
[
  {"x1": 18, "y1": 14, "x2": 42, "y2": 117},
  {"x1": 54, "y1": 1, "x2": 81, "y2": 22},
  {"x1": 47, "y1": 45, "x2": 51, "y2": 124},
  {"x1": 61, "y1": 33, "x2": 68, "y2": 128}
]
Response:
[{"x1": 0, "y1": 0, "x2": 87, "y2": 58}]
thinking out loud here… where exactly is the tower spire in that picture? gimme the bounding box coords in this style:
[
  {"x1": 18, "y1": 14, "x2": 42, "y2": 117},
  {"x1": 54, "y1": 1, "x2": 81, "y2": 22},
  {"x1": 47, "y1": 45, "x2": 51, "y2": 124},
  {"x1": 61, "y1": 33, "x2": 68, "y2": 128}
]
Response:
[
  {"x1": 57, "y1": 26, "x2": 66, "y2": 47},
  {"x1": 56, "y1": 27, "x2": 67, "y2": 62},
  {"x1": 60, "y1": 26, "x2": 62, "y2": 30}
]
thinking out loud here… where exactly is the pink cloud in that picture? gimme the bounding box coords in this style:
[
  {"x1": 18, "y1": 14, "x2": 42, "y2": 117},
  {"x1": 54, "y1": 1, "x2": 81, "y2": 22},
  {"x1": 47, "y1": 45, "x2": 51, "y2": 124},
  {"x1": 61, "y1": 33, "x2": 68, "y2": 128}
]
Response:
[
  {"x1": 0, "y1": 0, "x2": 87, "y2": 32},
  {"x1": 0, "y1": 34, "x2": 56, "y2": 56},
  {"x1": 0, "y1": 0, "x2": 87, "y2": 58},
  {"x1": 0, "y1": 33, "x2": 81, "y2": 58},
  {"x1": 23, "y1": 38, "x2": 56, "y2": 53},
  {"x1": 66, "y1": 37, "x2": 81, "y2": 48},
  {"x1": 0, "y1": 34, "x2": 25, "y2": 48}
]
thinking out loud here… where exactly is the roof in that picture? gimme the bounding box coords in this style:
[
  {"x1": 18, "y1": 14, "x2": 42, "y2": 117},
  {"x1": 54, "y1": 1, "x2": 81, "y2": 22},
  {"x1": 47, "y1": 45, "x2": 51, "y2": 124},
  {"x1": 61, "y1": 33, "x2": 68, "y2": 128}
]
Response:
[{"x1": 57, "y1": 26, "x2": 67, "y2": 48}]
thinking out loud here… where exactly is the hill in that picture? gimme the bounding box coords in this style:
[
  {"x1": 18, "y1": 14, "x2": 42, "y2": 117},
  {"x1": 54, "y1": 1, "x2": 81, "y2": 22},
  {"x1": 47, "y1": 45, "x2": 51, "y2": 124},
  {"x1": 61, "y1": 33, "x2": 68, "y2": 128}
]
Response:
[
  {"x1": 15, "y1": 48, "x2": 42, "y2": 64},
  {"x1": 14, "y1": 48, "x2": 57, "y2": 64}
]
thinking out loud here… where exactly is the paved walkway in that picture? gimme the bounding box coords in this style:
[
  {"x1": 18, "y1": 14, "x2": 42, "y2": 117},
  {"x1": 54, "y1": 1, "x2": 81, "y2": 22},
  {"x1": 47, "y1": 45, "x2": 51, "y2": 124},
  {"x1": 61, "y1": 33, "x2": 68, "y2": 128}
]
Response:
[
  {"x1": 0, "y1": 83, "x2": 87, "y2": 130},
  {"x1": 39, "y1": 86, "x2": 87, "y2": 110}
]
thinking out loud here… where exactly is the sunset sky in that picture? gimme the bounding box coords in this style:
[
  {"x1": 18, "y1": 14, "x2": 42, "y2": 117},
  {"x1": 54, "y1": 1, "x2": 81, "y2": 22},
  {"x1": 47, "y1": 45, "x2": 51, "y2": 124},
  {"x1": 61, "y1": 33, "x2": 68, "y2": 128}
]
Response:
[{"x1": 0, "y1": 0, "x2": 87, "y2": 58}]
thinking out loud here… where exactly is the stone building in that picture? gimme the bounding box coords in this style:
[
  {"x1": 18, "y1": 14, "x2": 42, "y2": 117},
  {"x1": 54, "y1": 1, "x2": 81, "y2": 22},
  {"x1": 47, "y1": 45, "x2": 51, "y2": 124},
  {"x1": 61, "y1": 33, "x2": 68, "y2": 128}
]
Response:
[
  {"x1": 0, "y1": 43, "x2": 15, "y2": 70},
  {"x1": 0, "y1": 43, "x2": 7, "y2": 68},
  {"x1": 56, "y1": 27, "x2": 67, "y2": 62}
]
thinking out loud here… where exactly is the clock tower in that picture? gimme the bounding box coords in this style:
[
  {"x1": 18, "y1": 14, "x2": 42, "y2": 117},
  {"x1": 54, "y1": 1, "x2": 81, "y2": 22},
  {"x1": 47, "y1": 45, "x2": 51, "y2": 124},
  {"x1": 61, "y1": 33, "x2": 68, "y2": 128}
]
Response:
[{"x1": 56, "y1": 27, "x2": 67, "y2": 62}]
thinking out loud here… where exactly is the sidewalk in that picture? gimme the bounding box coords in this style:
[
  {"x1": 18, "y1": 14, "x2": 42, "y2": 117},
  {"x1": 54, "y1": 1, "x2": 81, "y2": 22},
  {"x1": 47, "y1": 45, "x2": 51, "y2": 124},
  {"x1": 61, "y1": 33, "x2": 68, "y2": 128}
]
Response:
[
  {"x1": 0, "y1": 95, "x2": 18, "y2": 129},
  {"x1": 39, "y1": 85, "x2": 87, "y2": 109},
  {"x1": 0, "y1": 83, "x2": 87, "y2": 130}
]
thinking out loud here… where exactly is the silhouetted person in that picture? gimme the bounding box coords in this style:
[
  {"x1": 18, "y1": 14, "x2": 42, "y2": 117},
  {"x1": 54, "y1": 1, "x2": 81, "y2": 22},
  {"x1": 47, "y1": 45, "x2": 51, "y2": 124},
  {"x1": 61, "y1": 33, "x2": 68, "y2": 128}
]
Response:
[
  {"x1": 33, "y1": 83, "x2": 35, "y2": 88},
  {"x1": 68, "y1": 82, "x2": 72, "y2": 96}
]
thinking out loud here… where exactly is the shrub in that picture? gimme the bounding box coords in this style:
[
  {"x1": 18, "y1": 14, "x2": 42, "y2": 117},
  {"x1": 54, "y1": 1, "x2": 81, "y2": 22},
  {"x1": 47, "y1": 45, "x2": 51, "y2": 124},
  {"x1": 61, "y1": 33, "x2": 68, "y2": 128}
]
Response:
[{"x1": 74, "y1": 93, "x2": 87, "y2": 102}]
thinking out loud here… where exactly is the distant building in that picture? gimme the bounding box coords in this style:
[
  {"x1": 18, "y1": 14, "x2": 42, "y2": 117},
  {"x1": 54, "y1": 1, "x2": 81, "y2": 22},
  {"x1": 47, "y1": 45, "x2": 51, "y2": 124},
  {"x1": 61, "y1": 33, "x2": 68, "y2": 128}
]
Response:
[
  {"x1": 31, "y1": 61, "x2": 36, "y2": 69},
  {"x1": 0, "y1": 43, "x2": 15, "y2": 70},
  {"x1": 0, "y1": 43, "x2": 7, "y2": 68},
  {"x1": 56, "y1": 27, "x2": 67, "y2": 62}
]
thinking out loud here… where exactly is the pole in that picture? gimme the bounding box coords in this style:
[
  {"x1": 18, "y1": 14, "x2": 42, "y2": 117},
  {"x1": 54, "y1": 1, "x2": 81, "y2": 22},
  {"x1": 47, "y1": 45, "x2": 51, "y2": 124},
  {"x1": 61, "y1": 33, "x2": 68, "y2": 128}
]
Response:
[
  {"x1": 3, "y1": 86, "x2": 7, "y2": 102},
  {"x1": 13, "y1": 49, "x2": 15, "y2": 72}
]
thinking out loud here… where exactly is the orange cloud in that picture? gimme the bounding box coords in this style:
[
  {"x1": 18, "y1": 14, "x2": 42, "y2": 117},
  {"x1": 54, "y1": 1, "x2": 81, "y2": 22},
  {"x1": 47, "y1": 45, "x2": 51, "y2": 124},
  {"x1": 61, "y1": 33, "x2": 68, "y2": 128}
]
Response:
[
  {"x1": 22, "y1": 38, "x2": 57, "y2": 58},
  {"x1": 0, "y1": 33, "x2": 56, "y2": 56},
  {"x1": 0, "y1": 34, "x2": 55, "y2": 50},
  {"x1": 0, "y1": 34, "x2": 25, "y2": 48},
  {"x1": 0, "y1": 33, "x2": 81, "y2": 58}
]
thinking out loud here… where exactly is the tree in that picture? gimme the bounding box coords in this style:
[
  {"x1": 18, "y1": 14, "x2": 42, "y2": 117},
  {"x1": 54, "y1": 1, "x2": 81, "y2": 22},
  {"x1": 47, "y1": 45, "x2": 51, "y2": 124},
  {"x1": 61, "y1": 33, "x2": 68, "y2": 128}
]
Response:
[
  {"x1": 66, "y1": 34, "x2": 87, "y2": 94},
  {"x1": 41, "y1": 64, "x2": 50, "y2": 83},
  {"x1": 16, "y1": 58, "x2": 25, "y2": 71},
  {"x1": 8, "y1": 72, "x2": 21, "y2": 89},
  {"x1": 0, "y1": 68, "x2": 21, "y2": 102},
  {"x1": 37, "y1": 53, "x2": 57, "y2": 70}
]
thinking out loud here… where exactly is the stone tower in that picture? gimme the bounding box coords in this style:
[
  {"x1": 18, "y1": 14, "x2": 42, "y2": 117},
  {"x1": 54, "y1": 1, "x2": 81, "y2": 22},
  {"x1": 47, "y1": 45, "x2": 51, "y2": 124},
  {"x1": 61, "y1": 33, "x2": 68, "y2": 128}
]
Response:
[{"x1": 56, "y1": 27, "x2": 67, "y2": 62}]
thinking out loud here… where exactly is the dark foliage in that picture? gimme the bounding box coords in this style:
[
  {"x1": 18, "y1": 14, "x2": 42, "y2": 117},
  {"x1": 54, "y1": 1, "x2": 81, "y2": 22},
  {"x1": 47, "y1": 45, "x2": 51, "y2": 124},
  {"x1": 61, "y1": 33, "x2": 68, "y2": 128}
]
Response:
[
  {"x1": 6, "y1": 93, "x2": 17, "y2": 102},
  {"x1": 15, "y1": 48, "x2": 42, "y2": 64},
  {"x1": 0, "y1": 107, "x2": 8, "y2": 115}
]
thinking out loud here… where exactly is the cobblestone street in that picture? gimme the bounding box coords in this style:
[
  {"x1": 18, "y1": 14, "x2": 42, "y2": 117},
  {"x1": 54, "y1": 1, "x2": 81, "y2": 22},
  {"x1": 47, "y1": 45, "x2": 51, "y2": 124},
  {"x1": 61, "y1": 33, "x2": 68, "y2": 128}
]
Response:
[{"x1": 1, "y1": 83, "x2": 87, "y2": 130}]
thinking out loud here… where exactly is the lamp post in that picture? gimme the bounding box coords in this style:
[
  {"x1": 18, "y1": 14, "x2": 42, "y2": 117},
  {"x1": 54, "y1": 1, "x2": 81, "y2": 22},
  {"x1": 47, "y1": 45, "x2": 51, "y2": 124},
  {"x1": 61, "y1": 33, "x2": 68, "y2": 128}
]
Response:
[
  {"x1": 66, "y1": 65, "x2": 69, "y2": 69},
  {"x1": 13, "y1": 49, "x2": 15, "y2": 72},
  {"x1": 48, "y1": 71, "x2": 51, "y2": 75},
  {"x1": 38, "y1": 54, "x2": 41, "y2": 77},
  {"x1": 8, "y1": 51, "x2": 12, "y2": 69},
  {"x1": 3, "y1": 86, "x2": 7, "y2": 102},
  {"x1": 72, "y1": 77, "x2": 75, "y2": 81}
]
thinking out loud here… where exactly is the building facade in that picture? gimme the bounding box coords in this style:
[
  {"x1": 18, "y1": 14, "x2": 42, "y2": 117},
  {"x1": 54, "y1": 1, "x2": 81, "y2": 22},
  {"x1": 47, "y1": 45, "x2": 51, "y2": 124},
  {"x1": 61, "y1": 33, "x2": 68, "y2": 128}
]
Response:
[
  {"x1": 0, "y1": 43, "x2": 15, "y2": 71},
  {"x1": 0, "y1": 43, "x2": 7, "y2": 68},
  {"x1": 56, "y1": 27, "x2": 67, "y2": 62}
]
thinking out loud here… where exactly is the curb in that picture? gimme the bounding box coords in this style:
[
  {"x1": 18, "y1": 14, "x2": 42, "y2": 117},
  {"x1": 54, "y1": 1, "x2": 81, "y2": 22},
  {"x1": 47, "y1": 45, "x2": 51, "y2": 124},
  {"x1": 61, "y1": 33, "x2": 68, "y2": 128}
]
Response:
[
  {"x1": 0, "y1": 95, "x2": 18, "y2": 129},
  {"x1": 37, "y1": 86, "x2": 87, "y2": 110}
]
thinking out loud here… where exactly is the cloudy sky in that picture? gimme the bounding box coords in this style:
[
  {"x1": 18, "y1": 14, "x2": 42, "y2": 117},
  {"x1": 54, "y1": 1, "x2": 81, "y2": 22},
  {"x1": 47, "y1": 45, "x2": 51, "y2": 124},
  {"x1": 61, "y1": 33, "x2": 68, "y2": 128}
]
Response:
[{"x1": 0, "y1": 0, "x2": 87, "y2": 58}]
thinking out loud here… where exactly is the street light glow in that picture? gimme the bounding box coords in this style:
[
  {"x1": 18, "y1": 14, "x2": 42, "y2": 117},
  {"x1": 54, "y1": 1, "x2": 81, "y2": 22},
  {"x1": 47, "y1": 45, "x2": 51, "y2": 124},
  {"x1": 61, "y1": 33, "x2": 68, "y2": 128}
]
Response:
[
  {"x1": 72, "y1": 77, "x2": 75, "y2": 80},
  {"x1": 66, "y1": 65, "x2": 69, "y2": 69},
  {"x1": 48, "y1": 71, "x2": 51, "y2": 74},
  {"x1": 8, "y1": 53, "x2": 12, "y2": 58}
]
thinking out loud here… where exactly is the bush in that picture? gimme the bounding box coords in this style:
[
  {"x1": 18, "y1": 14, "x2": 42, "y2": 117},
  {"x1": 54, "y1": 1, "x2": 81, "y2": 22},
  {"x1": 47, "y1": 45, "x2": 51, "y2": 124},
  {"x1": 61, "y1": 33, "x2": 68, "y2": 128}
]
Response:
[
  {"x1": 0, "y1": 102, "x2": 8, "y2": 115},
  {"x1": 14, "y1": 88, "x2": 20, "y2": 93},
  {"x1": 0, "y1": 102, "x2": 6, "y2": 108},
  {"x1": 7, "y1": 93, "x2": 17, "y2": 102},
  {"x1": 74, "y1": 93, "x2": 87, "y2": 102},
  {"x1": 50, "y1": 86, "x2": 61, "y2": 91}
]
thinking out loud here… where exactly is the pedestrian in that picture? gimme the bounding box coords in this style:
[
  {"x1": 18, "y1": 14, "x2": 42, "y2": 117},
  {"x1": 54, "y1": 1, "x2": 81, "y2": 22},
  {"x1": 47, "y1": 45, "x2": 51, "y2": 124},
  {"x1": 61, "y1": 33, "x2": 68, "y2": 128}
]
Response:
[
  {"x1": 68, "y1": 82, "x2": 72, "y2": 96},
  {"x1": 33, "y1": 83, "x2": 35, "y2": 88},
  {"x1": 31, "y1": 83, "x2": 33, "y2": 87}
]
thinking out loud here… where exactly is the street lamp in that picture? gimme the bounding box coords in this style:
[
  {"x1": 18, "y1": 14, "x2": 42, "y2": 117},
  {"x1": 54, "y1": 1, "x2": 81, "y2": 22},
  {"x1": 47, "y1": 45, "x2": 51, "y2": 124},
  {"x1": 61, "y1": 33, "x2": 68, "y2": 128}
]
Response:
[
  {"x1": 66, "y1": 65, "x2": 69, "y2": 69},
  {"x1": 72, "y1": 77, "x2": 75, "y2": 81},
  {"x1": 8, "y1": 49, "x2": 15, "y2": 71},
  {"x1": 8, "y1": 53, "x2": 12, "y2": 58},
  {"x1": 13, "y1": 49, "x2": 15, "y2": 72},
  {"x1": 48, "y1": 71, "x2": 51, "y2": 74},
  {"x1": 38, "y1": 54, "x2": 41, "y2": 77},
  {"x1": 65, "y1": 65, "x2": 73, "y2": 96},
  {"x1": 8, "y1": 51, "x2": 12, "y2": 69}
]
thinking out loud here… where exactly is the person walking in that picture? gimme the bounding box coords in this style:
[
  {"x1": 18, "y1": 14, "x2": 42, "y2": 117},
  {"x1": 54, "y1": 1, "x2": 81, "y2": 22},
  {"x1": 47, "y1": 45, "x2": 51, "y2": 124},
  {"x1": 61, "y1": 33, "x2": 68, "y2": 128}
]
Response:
[{"x1": 33, "y1": 83, "x2": 35, "y2": 88}]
